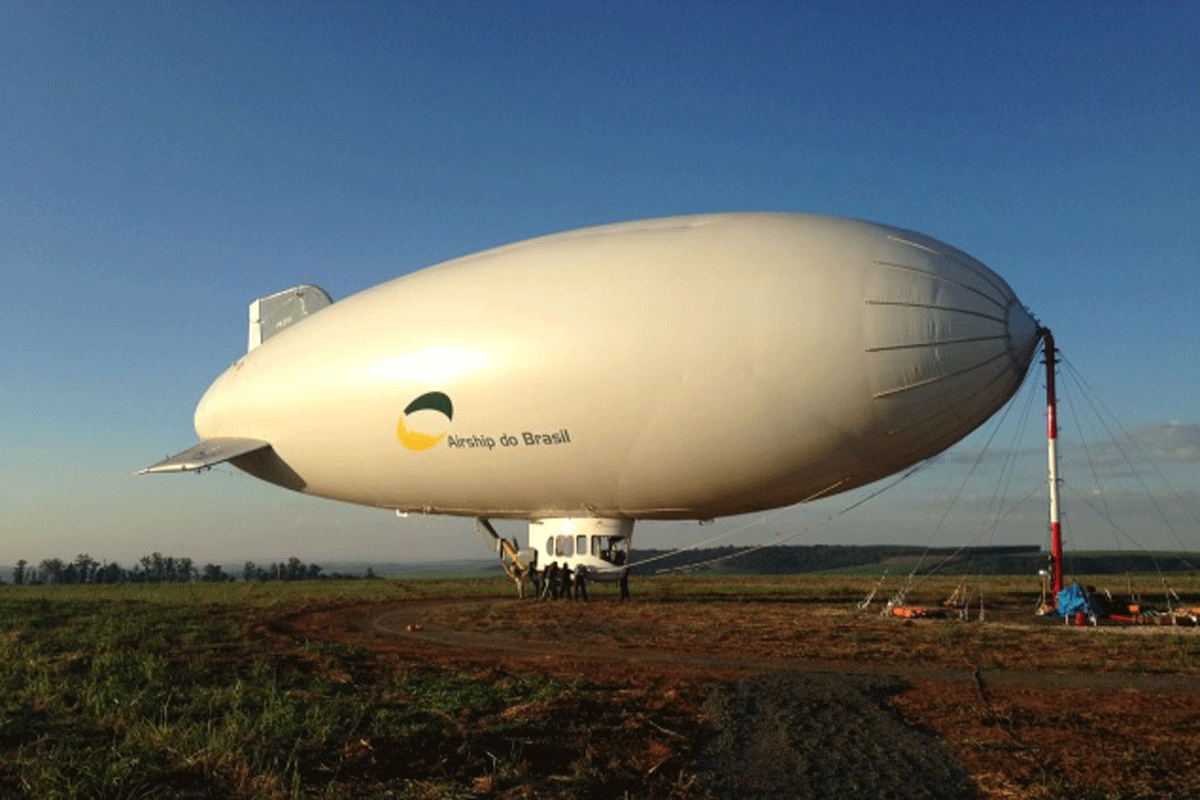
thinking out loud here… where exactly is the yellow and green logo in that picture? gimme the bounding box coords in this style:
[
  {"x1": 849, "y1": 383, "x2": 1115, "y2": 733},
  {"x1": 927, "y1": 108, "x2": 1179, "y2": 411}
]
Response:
[{"x1": 396, "y1": 391, "x2": 453, "y2": 451}]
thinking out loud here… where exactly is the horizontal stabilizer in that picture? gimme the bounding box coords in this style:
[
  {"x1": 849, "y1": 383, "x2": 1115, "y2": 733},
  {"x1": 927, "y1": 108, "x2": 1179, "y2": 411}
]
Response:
[{"x1": 138, "y1": 438, "x2": 270, "y2": 474}]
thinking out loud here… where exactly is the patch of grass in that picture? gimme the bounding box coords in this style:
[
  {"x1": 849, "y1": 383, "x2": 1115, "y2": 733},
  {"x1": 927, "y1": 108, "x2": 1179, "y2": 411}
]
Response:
[
  {"x1": 0, "y1": 582, "x2": 692, "y2": 798},
  {"x1": 404, "y1": 672, "x2": 577, "y2": 714}
]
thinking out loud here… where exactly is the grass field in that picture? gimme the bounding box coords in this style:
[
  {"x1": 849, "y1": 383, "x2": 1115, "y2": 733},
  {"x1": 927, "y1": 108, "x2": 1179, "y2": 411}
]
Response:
[
  {"x1": 0, "y1": 579, "x2": 528, "y2": 798},
  {"x1": 1, "y1": 573, "x2": 1198, "y2": 799},
  {"x1": 1, "y1": 578, "x2": 702, "y2": 799}
]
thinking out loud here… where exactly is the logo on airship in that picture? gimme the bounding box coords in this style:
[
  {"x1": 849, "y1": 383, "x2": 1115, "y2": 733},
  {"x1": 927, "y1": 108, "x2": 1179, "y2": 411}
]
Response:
[{"x1": 397, "y1": 391, "x2": 454, "y2": 451}]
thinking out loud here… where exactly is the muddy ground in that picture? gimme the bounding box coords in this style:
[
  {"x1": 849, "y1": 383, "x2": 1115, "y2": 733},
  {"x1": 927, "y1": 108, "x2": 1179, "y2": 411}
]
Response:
[{"x1": 269, "y1": 586, "x2": 1200, "y2": 799}]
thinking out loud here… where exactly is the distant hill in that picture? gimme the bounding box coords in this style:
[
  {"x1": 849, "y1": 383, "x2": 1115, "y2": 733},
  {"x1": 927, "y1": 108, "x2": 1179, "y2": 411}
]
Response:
[
  {"x1": 629, "y1": 545, "x2": 1200, "y2": 576},
  {"x1": 630, "y1": 544, "x2": 1044, "y2": 576}
]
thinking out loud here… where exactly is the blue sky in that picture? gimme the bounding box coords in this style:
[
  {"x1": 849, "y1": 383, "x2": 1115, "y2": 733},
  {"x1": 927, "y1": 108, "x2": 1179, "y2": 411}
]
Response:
[{"x1": 2, "y1": 1, "x2": 1196, "y2": 567}]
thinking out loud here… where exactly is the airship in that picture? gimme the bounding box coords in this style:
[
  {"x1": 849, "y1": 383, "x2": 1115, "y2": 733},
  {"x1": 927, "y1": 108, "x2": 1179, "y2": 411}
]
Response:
[{"x1": 142, "y1": 213, "x2": 1041, "y2": 585}]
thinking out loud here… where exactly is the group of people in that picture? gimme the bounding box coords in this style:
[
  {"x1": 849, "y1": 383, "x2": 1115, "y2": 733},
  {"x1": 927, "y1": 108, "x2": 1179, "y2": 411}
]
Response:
[
  {"x1": 533, "y1": 560, "x2": 588, "y2": 600},
  {"x1": 528, "y1": 559, "x2": 631, "y2": 601}
]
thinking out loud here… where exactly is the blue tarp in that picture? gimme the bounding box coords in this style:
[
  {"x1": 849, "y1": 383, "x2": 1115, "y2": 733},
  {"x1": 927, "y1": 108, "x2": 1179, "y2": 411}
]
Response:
[{"x1": 1056, "y1": 582, "x2": 1098, "y2": 619}]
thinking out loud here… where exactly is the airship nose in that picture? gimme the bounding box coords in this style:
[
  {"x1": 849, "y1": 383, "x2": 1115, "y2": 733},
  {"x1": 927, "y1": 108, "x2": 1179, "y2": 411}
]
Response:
[
  {"x1": 1006, "y1": 299, "x2": 1039, "y2": 366},
  {"x1": 861, "y1": 230, "x2": 1041, "y2": 465}
]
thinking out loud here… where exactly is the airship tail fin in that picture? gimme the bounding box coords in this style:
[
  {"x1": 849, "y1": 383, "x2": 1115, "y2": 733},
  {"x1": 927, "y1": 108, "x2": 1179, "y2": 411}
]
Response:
[{"x1": 248, "y1": 285, "x2": 333, "y2": 351}]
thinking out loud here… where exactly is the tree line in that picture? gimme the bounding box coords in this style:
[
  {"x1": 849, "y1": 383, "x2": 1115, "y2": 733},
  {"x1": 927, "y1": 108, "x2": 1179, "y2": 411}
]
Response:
[{"x1": 6, "y1": 552, "x2": 377, "y2": 585}]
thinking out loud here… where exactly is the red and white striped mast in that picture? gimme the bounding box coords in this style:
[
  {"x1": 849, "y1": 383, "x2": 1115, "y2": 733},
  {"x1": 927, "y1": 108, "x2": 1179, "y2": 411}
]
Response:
[{"x1": 1041, "y1": 328, "x2": 1064, "y2": 595}]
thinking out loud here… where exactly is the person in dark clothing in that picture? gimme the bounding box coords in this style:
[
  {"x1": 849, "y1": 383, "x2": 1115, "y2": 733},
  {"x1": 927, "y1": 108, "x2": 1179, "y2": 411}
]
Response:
[
  {"x1": 543, "y1": 561, "x2": 558, "y2": 600},
  {"x1": 559, "y1": 564, "x2": 574, "y2": 600},
  {"x1": 619, "y1": 568, "x2": 630, "y2": 601},
  {"x1": 574, "y1": 564, "x2": 588, "y2": 600},
  {"x1": 529, "y1": 560, "x2": 542, "y2": 599}
]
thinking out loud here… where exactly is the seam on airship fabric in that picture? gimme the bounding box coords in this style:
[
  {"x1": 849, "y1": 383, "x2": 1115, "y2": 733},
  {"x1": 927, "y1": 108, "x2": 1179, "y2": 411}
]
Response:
[
  {"x1": 871, "y1": 350, "x2": 1010, "y2": 399},
  {"x1": 884, "y1": 235, "x2": 1010, "y2": 299},
  {"x1": 864, "y1": 334, "x2": 1009, "y2": 353},
  {"x1": 883, "y1": 366, "x2": 1021, "y2": 439},
  {"x1": 872, "y1": 261, "x2": 1012, "y2": 313},
  {"x1": 863, "y1": 299, "x2": 1008, "y2": 324}
]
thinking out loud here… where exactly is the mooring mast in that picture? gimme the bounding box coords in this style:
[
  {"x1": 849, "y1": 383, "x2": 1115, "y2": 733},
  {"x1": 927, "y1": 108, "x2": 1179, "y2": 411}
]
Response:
[{"x1": 1041, "y1": 328, "x2": 1063, "y2": 595}]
